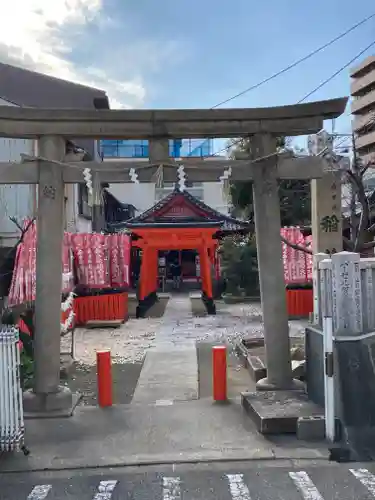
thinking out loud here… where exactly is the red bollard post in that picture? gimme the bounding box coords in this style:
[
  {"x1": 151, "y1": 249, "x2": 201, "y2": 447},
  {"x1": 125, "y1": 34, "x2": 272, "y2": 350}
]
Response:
[
  {"x1": 96, "y1": 349, "x2": 113, "y2": 407},
  {"x1": 212, "y1": 345, "x2": 227, "y2": 401}
]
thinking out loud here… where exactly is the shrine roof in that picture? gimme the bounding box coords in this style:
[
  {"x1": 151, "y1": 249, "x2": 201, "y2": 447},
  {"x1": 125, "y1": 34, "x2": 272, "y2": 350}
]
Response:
[
  {"x1": 121, "y1": 188, "x2": 251, "y2": 231},
  {"x1": 125, "y1": 221, "x2": 222, "y2": 229}
]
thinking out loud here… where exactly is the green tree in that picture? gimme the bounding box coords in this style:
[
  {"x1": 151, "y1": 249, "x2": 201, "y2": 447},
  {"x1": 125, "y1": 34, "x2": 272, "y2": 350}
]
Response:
[
  {"x1": 219, "y1": 234, "x2": 259, "y2": 296},
  {"x1": 229, "y1": 137, "x2": 311, "y2": 227}
]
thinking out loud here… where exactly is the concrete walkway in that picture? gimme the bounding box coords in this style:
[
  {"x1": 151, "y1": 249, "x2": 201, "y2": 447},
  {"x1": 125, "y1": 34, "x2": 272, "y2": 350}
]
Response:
[
  {"x1": 0, "y1": 400, "x2": 330, "y2": 472},
  {"x1": 132, "y1": 295, "x2": 198, "y2": 404}
]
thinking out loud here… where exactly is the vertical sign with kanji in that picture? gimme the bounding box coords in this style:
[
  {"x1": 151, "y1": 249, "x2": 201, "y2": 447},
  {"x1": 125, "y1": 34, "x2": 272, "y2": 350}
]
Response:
[
  {"x1": 311, "y1": 171, "x2": 342, "y2": 254},
  {"x1": 310, "y1": 131, "x2": 343, "y2": 255}
]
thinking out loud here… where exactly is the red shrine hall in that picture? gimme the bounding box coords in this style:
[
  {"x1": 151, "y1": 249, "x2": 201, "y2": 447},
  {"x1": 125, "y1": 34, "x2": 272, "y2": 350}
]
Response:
[{"x1": 118, "y1": 188, "x2": 250, "y2": 317}]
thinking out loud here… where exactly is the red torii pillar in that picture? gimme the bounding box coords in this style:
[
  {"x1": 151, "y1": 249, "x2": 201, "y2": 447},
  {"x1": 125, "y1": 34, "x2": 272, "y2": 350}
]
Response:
[
  {"x1": 199, "y1": 245, "x2": 213, "y2": 299},
  {"x1": 199, "y1": 243, "x2": 216, "y2": 314},
  {"x1": 148, "y1": 247, "x2": 159, "y2": 295},
  {"x1": 138, "y1": 246, "x2": 150, "y2": 302}
]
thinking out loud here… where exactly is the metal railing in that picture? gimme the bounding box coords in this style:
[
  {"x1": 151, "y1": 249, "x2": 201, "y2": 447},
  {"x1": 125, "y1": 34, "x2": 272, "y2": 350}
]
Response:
[{"x1": 0, "y1": 325, "x2": 24, "y2": 452}]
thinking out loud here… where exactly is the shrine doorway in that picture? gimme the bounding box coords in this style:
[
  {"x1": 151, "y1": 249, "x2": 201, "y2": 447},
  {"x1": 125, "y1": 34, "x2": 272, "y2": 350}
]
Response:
[{"x1": 157, "y1": 249, "x2": 200, "y2": 291}]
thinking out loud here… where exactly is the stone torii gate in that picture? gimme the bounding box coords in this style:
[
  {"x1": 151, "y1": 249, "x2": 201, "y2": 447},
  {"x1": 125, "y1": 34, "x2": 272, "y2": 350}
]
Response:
[{"x1": 0, "y1": 98, "x2": 347, "y2": 415}]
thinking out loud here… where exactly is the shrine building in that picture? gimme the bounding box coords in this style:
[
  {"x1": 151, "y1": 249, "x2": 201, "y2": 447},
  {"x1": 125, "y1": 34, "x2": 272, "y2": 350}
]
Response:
[{"x1": 114, "y1": 187, "x2": 250, "y2": 317}]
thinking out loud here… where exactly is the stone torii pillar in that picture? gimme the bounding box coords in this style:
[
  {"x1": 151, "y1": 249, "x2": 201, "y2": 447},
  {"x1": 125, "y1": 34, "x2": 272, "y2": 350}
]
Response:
[
  {"x1": 251, "y1": 134, "x2": 301, "y2": 390},
  {"x1": 23, "y1": 136, "x2": 74, "y2": 414},
  {"x1": 149, "y1": 138, "x2": 170, "y2": 163},
  {"x1": 91, "y1": 171, "x2": 105, "y2": 233}
]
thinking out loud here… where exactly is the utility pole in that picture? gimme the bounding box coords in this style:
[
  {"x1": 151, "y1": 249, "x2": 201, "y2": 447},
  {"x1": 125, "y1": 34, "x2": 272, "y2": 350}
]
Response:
[{"x1": 350, "y1": 133, "x2": 358, "y2": 243}]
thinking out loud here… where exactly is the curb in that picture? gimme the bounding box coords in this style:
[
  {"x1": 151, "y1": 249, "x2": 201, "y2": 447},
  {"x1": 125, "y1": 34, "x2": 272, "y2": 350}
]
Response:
[{"x1": 0, "y1": 452, "x2": 330, "y2": 474}]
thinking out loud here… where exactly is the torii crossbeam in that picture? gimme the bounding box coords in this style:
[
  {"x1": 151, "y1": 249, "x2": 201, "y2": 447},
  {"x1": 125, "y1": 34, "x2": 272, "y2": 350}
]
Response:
[{"x1": 0, "y1": 154, "x2": 330, "y2": 184}]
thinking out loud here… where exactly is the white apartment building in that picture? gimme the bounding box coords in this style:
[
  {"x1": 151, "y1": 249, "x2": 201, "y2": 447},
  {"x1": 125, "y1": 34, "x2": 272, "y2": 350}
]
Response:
[{"x1": 351, "y1": 55, "x2": 375, "y2": 165}]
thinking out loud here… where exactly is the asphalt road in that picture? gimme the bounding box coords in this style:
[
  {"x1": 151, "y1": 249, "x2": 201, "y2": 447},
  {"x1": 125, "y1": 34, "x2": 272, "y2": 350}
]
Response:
[{"x1": 3, "y1": 461, "x2": 375, "y2": 499}]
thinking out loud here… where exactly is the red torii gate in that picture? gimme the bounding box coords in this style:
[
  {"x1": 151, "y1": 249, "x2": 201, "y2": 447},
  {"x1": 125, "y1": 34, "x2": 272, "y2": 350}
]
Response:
[{"x1": 132, "y1": 224, "x2": 219, "y2": 316}]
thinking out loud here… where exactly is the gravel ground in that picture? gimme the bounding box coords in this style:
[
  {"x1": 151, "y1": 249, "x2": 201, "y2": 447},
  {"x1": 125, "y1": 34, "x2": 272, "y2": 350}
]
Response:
[
  {"x1": 66, "y1": 361, "x2": 143, "y2": 406},
  {"x1": 61, "y1": 319, "x2": 158, "y2": 365},
  {"x1": 190, "y1": 300, "x2": 306, "y2": 346},
  {"x1": 62, "y1": 296, "x2": 306, "y2": 406},
  {"x1": 61, "y1": 298, "x2": 169, "y2": 366},
  {"x1": 61, "y1": 297, "x2": 168, "y2": 406},
  {"x1": 61, "y1": 299, "x2": 270, "y2": 368}
]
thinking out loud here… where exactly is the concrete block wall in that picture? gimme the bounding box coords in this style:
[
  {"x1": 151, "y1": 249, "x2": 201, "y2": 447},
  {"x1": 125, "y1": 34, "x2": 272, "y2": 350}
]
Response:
[{"x1": 308, "y1": 251, "x2": 375, "y2": 458}]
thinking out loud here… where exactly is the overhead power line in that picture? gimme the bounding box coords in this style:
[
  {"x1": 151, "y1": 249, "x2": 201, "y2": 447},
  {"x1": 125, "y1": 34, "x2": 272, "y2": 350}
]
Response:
[
  {"x1": 209, "y1": 39, "x2": 375, "y2": 157},
  {"x1": 297, "y1": 39, "x2": 375, "y2": 103},
  {"x1": 211, "y1": 12, "x2": 375, "y2": 109}
]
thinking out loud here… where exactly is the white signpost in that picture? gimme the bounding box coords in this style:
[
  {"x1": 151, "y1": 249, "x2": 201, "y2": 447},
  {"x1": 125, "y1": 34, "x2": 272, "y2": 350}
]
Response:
[{"x1": 319, "y1": 258, "x2": 335, "y2": 442}]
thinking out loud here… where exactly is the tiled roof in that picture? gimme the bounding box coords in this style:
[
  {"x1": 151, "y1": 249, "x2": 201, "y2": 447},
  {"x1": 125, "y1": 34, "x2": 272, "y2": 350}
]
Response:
[{"x1": 125, "y1": 188, "x2": 250, "y2": 231}]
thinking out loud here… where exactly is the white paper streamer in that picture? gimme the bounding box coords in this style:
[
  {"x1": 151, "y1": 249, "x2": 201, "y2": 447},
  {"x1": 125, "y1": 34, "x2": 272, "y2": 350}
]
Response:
[
  {"x1": 129, "y1": 168, "x2": 139, "y2": 184},
  {"x1": 177, "y1": 165, "x2": 186, "y2": 191},
  {"x1": 83, "y1": 168, "x2": 93, "y2": 194},
  {"x1": 60, "y1": 291, "x2": 76, "y2": 333}
]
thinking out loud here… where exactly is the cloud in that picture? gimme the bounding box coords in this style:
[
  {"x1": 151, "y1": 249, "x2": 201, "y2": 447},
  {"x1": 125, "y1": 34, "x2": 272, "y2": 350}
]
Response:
[{"x1": 0, "y1": 0, "x2": 181, "y2": 108}]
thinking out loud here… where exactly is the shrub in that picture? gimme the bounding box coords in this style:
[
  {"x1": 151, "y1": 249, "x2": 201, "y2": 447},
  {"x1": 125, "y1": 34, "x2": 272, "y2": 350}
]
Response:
[{"x1": 219, "y1": 234, "x2": 259, "y2": 297}]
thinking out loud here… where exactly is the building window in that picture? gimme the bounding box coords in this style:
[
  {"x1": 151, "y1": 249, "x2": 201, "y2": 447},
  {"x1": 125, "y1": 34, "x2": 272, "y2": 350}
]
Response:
[{"x1": 78, "y1": 183, "x2": 92, "y2": 219}]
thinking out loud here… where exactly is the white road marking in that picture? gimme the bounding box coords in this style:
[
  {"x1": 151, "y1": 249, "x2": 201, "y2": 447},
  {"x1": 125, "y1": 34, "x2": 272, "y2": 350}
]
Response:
[
  {"x1": 350, "y1": 468, "x2": 375, "y2": 495},
  {"x1": 27, "y1": 485, "x2": 52, "y2": 500},
  {"x1": 163, "y1": 477, "x2": 181, "y2": 500},
  {"x1": 155, "y1": 399, "x2": 174, "y2": 406},
  {"x1": 288, "y1": 471, "x2": 324, "y2": 500},
  {"x1": 226, "y1": 474, "x2": 252, "y2": 500},
  {"x1": 92, "y1": 480, "x2": 118, "y2": 499}
]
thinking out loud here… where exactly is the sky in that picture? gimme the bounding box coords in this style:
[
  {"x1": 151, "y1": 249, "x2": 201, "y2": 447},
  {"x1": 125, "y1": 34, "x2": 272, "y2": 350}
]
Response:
[{"x1": 1, "y1": 0, "x2": 374, "y2": 153}]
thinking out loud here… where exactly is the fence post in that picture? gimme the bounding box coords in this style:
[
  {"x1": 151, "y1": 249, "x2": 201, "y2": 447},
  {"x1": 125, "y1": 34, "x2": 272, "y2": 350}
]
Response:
[
  {"x1": 313, "y1": 253, "x2": 328, "y2": 326},
  {"x1": 360, "y1": 258, "x2": 375, "y2": 332},
  {"x1": 96, "y1": 350, "x2": 113, "y2": 407},
  {"x1": 212, "y1": 346, "x2": 227, "y2": 401}
]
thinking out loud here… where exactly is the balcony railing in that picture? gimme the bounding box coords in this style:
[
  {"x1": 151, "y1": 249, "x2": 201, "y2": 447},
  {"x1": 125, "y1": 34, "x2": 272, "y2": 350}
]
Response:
[
  {"x1": 351, "y1": 88, "x2": 375, "y2": 115},
  {"x1": 355, "y1": 130, "x2": 375, "y2": 151},
  {"x1": 351, "y1": 68, "x2": 375, "y2": 97}
]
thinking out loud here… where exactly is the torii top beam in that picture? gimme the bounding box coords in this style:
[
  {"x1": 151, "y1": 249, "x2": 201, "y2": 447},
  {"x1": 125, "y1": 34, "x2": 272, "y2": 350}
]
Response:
[{"x1": 0, "y1": 97, "x2": 348, "y2": 139}]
